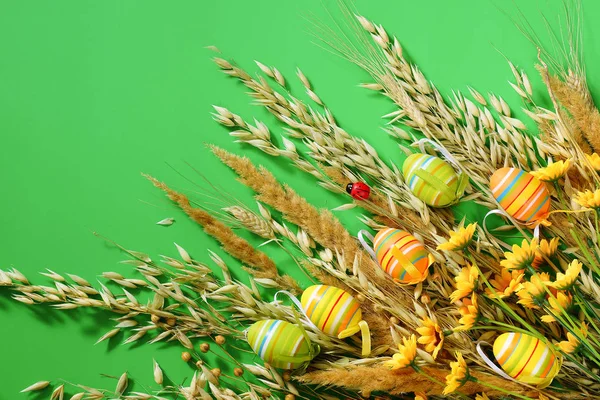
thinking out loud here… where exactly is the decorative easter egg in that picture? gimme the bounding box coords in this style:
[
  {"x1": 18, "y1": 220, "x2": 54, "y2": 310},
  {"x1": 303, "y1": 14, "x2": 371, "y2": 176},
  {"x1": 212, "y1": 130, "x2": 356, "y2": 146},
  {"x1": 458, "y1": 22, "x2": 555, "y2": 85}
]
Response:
[
  {"x1": 372, "y1": 228, "x2": 431, "y2": 283},
  {"x1": 346, "y1": 182, "x2": 371, "y2": 200},
  {"x1": 493, "y1": 332, "x2": 561, "y2": 386},
  {"x1": 246, "y1": 319, "x2": 319, "y2": 369},
  {"x1": 301, "y1": 285, "x2": 363, "y2": 337},
  {"x1": 402, "y1": 153, "x2": 464, "y2": 207},
  {"x1": 490, "y1": 168, "x2": 550, "y2": 223}
]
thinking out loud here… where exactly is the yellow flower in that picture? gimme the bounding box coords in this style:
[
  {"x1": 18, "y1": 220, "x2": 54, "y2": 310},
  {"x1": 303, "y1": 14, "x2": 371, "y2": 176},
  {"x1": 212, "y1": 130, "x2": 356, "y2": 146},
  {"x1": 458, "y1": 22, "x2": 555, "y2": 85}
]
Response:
[
  {"x1": 500, "y1": 238, "x2": 538, "y2": 271},
  {"x1": 385, "y1": 334, "x2": 417, "y2": 370},
  {"x1": 558, "y1": 322, "x2": 588, "y2": 354},
  {"x1": 455, "y1": 294, "x2": 478, "y2": 331},
  {"x1": 551, "y1": 259, "x2": 583, "y2": 290},
  {"x1": 416, "y1": 317, "x2": 444, "y2": 360},
  {"x1": 531, "y1": 159, "x2": 571, "y2": 182},
  {"x1": 541, "y1": 291, "x2": 572, "y2": 323},
  {"x1": 517, "y1": 273, "x2": 551, "y2": 309},
  {"x1": 450, "y1": 265, "x2": 478, "y2": 303},
  {"x1": 476, "y1": 394, "x2": 490, "y2": 400},
  {"x1": 533, "y1": 237, "x2": 560, "y2": 268},
  {"x1": 443, "y1": 351, "x2": 468, "y2": 395},
  {"x1": 574, "y1": 189, "x2": 600, "y2": 209},
  {"x1": 437, "y1": 223, "x2": 477, "y2": 252},
  {"x1": 414, "y1": 392, "x2": 427, "y2": 400},
  {"x1": 585, "y1": 153, "x2": 600, "y2": 171},
  {"x1": 486, "y1": 268, "x2": 524, "y2": 298}
]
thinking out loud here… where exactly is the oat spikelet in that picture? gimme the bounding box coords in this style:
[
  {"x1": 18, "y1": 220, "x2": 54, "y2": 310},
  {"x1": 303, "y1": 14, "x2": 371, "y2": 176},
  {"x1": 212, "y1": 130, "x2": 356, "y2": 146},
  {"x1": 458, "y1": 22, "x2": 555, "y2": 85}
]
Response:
[
  {"x1": 144, "y1": 174, "x2": 300, "y2": 294},
  {"x1": 224, "y1": 206, "x2": 275, "y2": 239},
  {"x1": 298, "y1": 366, "x2": 532, "y2": 397},
  {"x1": 549, "y1": 74, "x2": 600, "y2": 153},
  {"x1": 302, "y1": 260, "x2": 350, "y2": 291}
]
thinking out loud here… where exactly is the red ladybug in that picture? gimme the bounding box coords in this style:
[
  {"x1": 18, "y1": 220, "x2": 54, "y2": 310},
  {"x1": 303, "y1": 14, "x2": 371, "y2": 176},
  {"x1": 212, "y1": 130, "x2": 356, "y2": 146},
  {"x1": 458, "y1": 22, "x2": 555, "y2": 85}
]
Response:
[{"x1": 346, "y1": 182, "x2": 371, "y2": 200}]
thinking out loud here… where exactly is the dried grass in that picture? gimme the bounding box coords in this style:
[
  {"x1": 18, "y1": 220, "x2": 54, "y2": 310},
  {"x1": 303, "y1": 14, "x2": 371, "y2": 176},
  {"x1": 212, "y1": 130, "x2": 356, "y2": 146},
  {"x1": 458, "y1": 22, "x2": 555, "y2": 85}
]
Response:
[
  {"x1": 298, "y1": 365, "x2": 536, "y2": 397},
  {"x1": 145, "y1": 174, "x2": 300, "y2": 294},
  {"x1": 549, "y1": 74, "x2": 600, "y2": 153}
]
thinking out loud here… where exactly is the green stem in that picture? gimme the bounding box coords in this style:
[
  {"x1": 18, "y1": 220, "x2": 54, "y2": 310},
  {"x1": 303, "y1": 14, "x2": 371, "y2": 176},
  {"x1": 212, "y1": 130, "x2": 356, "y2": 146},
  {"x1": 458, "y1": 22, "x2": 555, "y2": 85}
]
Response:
[
  {"x1": 471, "y1": 377, "x2": 538, "y2": 400},
  {"x1": 466, "y1": 252, "x2": 543, "y2": 341}
]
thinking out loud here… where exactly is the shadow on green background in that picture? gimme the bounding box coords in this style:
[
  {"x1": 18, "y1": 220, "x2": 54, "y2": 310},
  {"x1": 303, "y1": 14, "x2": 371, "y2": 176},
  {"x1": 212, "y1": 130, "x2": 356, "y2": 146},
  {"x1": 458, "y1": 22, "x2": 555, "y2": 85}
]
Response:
[{"x1": 1, "y1": 0, "x2": 599, "y2": 397}]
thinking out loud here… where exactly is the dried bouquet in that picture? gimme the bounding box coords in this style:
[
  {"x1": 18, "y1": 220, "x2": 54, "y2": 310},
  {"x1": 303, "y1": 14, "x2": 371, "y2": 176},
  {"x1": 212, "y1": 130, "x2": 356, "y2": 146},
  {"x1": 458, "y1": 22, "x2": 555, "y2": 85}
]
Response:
[{"x1": 5, "y1": 1, "x2": 600, "y2": 399}]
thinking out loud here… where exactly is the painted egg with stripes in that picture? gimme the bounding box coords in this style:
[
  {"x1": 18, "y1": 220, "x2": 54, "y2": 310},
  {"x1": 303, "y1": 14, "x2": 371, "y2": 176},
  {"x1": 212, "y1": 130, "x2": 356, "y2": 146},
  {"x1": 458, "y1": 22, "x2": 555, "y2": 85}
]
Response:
[
  {"x1": 402, "y1": 154, "x2": 461, "y2": 207},
  {"x1": 246, "y1": 319, "x2": 319, "y2": 369},
  {"x1": 373, "y1": 228, "x2": 431, "y2": 284},
  {"x1": 490, "y1": 168, "x2": 551, "y2": 223},
  {"x1": 493, "y1": 332, "x2": 561, "y2": 386},
  {"x1": 301, "y1": 285, "x2": 362, "y2": 337}
]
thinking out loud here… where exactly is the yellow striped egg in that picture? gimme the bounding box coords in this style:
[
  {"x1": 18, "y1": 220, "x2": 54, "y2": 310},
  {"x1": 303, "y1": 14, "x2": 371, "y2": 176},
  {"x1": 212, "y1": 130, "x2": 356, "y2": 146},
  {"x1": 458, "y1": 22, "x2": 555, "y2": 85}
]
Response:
[
  {"x1": 300, "y1": 285, "x2": 362, "y2": 337},
  {"x1": 490, "y1": 167, "x2": 551, "y2": 223},
  {"x1": 402, "y1": 154, "x2": 461, "y2": 207},
  {"x1": 493, "y1": 332, "x2": 561, "y2": 386},
  {"x1": 246, "y1": 319, "x2": 319, "y2": 369},
  {"x1": 373, "y1": 228, "x2": 431, "y2": 284}
]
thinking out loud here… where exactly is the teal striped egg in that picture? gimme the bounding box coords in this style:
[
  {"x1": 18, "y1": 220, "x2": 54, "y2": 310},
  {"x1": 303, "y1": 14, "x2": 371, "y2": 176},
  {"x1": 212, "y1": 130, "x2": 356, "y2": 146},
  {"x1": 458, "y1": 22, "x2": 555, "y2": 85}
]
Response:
[
  {"x1": 402, "y1": 154, "x2": 462, "y2": 207},
  {"x1": 246, "y1": 319, "x2": 319, "y2": 369}
]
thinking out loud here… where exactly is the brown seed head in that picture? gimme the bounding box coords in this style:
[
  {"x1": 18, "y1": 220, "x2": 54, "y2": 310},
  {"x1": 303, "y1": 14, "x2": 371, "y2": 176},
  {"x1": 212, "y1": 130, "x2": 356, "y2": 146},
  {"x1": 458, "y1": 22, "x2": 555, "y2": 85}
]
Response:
[
  {"x1": 166, "y1": 318, "x2": 176, "y2": 326},
  {"x1": 389, "y1": 317, "x2": 399, "y2": 325},
  {"x1": 215, "y1": 335, "x2": 226, "y2": 345},
  {"x1": 356, "y1": 294, "x2": 366, "y2": 303},
  {"x1": 285, "y1": 395, "x2": 296, "y2": 400},
  {"x1": 195, "y1": 360, "x2": 203, "y2": 368},
  {"x1": 282, "y1": 371, "x2": 292, "y2": 382},
  {"x1": 200, "y1": 343, "x2": 210, "y2": 353},
  {"x1": 211, "y1": 368, "x2": 221, "y2": 378},
  {"x1": 421, "y1": 293, "x2": 431, "y2": 304},
  {"x1": 234, "y1": 368, "x2": 244, "y2": 377},
  {"x1": 150, "y1": 315, "x2": 160, "y2": 324},
  {"x1": 181, "y1": 352, "x2": 192, "y2": 362}
]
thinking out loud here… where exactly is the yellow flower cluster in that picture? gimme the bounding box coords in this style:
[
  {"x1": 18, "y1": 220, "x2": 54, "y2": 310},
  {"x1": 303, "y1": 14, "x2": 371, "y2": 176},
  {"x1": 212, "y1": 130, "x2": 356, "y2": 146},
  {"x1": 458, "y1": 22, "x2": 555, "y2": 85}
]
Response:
[
  {"x1": 558, "y1": 323, "x2": 588, "y2": 354},
  {"x1": 551, "y1": 259, "x2": 583, "y2": 290},
  {"x1": 416, "y1": 317, "x2": 444, "y2": 360},
  {"x1": 541, "y1": 292, "x2": 572, "y2": 323},
  {"x1": 574, "y1": 189, "x2": 600, "y2": 210},
  {"x1": 486, "y1": 268, "x2": 524, "y2": 298},
  {"x1": 443, "y1": 351, "x2": 468, "y2": 395},
  {"x1": 450, "y1": 265, "x2": 478, "y2": 303},
  {"x1": 585, "y1": 153, "x2": 600, "y2": 170},
  {"x1": 531, "y1": 159, "x2": 571, "y2": 182},
  {"x1": 517, "y1": 273, "x2": 551, "y2": 309},
  {"x1": 456, "y1": 294, "x2": 478, "y2": 331},
  {"x1": 437, "y1": 222, "x2": 477, "y2": 252},
  {"x1": 385, "y1": 334, "x2": 417, "y2": 370},
  {"x1": 533, "y1": 238, "x2": 559, "y2": 268},
  {"x1": 500, "y1": 238, "x2": 538, "y2": 271}
]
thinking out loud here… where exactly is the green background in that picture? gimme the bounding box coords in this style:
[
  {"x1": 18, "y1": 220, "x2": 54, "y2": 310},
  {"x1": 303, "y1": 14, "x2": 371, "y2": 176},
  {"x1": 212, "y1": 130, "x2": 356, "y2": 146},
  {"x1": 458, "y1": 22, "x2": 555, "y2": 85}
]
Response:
[{"x1": 1, "y1": 0, "x2": 598, "y2": 398}]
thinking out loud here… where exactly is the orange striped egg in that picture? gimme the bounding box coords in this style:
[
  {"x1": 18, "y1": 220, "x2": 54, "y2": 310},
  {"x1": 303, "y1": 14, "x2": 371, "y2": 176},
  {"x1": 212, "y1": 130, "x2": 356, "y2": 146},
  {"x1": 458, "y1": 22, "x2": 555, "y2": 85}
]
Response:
[
  {"x1": 490, "y1": 168, "x2": 550, "y2": 223},
  {"x1": 301, "y1": 285, "x2": 362, "y2": 337},
  {"x1": 493, "y1": 332, "x2": 561, "y2": 386},
  {"x1": 372, "y1": 228, "x2": 431, "y2": 284}
]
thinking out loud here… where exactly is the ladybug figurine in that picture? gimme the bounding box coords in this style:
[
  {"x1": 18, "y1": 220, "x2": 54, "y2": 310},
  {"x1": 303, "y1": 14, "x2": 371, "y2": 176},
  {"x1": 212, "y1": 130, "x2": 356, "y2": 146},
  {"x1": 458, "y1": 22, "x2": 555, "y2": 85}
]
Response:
[{"x1": 346, "y1": 182, "x2": 371, "y2": 200}]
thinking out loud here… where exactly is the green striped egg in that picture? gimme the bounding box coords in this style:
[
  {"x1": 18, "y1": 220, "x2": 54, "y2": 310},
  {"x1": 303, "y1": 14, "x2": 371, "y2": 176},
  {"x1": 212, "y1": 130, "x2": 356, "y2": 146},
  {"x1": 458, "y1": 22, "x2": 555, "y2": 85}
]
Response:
[
  {"x1": 300, "y1": 285, "x2": 362, "y2": 337},
  {"x1": 493, "y1": 332, "x2": 561, "y2": 386},
  {"x1": 402, "y1": 154, "x2": 460, "y2": 207},
  {"x1": 246, "y1": 319, "x2": 318, "y2": 369}
]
